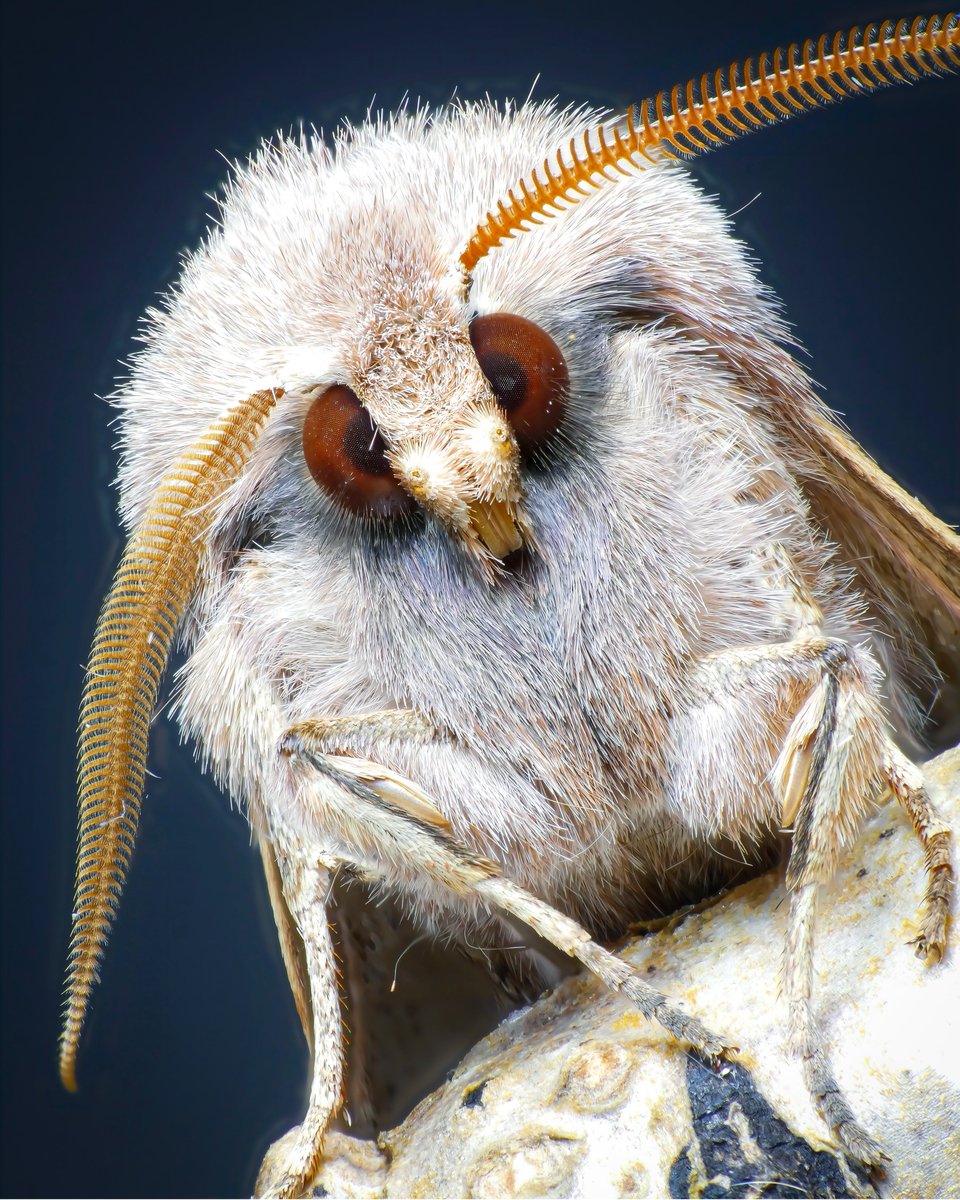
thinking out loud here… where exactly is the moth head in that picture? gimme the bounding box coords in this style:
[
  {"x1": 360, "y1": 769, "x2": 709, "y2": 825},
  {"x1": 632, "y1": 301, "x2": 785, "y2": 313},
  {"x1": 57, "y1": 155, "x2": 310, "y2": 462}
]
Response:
[
  {"x1": 298, "y1": 279, "x2": 571, "y2": 564},
  {"x1": 60, "y1": 12, "x2": 958, "y2": 1091},
  {"x1": 296, "y1": 279, "x2": 523, "y2": 562}
]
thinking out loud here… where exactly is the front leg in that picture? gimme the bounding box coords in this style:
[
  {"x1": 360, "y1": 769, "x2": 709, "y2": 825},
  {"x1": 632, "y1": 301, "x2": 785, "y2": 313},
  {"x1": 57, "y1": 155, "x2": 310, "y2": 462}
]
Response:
[
  {"x1": 666, "y1": 545, "x2": 954, "y2": 1170},
  {"x1": 782, "y1": 658, "x2": 953, "y2": 1169},
  {"x1": 257, "y1": 709, "x2": 733, "y2": 1198},
  {"x1": 281, "y1": 712, "x2": 732, "y2": 1047},
  {"x1": 255, "y1": 843, "x2": 345, "y2": 1200}
]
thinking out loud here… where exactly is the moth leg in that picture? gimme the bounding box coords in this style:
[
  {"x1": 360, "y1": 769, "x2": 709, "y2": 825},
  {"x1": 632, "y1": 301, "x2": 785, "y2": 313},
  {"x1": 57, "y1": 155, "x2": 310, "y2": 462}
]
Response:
[
  {"x1": 258, "y1": 836, "x2": 313, "y2": 1055},
  {"x1": 473, "y1": 874, "x2": 729, "y2": 1059},
  {"x1": 883, "y1": 743, "x2": 954, "y2": 962},
  {"x1": 327, "y1": 882, "x2": 380, "y2": 1134},
  {"x1": 776, "y1": 644, "x2": 890, "y2": 1167},
  {"x1": 766, "y1": 542, "x2": 952, "y2": 961},
  {"x1": 671, "y1": 546, "x2": 903, "y2": 1168},
  {"x1": 291, "y1": 709, "x2": 438, "y2": 750},
  {"x1": 766, "y1": 550, "x2": 952, "y2": 1168},
  {"x1": 281, "y1": 718, "x2": 731, "y2": 1061},
  {"x1": 254, "y1": 844, "x2": 346, "y2": 1200},
  {"x1": 674, "y1": 635, "x2": 892, "y2": 1167}
]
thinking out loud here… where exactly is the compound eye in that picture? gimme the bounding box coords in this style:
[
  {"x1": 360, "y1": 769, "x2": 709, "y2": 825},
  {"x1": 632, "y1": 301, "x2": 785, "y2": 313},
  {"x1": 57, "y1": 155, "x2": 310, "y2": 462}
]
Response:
[
  {"x1": 302, "y1": 385, "x2": 414, "y2": 517},
  {"x1": 469, "y1": 313, "x2": 568, "y2": 454}
]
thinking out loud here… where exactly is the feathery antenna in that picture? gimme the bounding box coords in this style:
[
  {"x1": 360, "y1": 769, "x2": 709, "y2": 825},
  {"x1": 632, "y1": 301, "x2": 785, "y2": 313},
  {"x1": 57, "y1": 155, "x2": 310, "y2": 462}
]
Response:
[
  {"x1": 59, "y1": 388, "x2": 279, "y2": 1091},
  {"x1": 461, "y1": 14, "x2": 959, "y2": 273}
]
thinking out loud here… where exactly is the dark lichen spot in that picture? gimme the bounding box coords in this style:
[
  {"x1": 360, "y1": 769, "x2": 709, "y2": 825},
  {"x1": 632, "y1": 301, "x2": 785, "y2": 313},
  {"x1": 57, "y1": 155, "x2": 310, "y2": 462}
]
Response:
[
  {"x1": 857, "y1": 868, "x2": 868, "y2": 879},
  {"x1": 668, "y1": 1055, "x2": 871, "y2": 1198},
  {"x1": 668, "y1": 1146, "x2": 693, "y2": 1197},
  {"x1": 311, "y1": 1186, "x2": 329, "y2": 1198},
  {"x1": 461, "y1": 1079, "x2": 489, "y2": 1109}
]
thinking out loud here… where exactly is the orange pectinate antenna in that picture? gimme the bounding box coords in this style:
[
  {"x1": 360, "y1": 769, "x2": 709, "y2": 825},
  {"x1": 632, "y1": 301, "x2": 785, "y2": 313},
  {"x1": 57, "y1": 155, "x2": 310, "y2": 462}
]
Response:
[
  {"x1": 59, "y1": 387, "x2": 280, "y2": 1092},
  {"x1": 461, "y1": 13, "x2": 959, "y2": 273}
]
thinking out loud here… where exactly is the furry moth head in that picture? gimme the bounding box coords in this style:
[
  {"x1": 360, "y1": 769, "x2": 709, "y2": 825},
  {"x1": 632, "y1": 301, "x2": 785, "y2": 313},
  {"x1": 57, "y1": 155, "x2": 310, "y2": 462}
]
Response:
[{"x1": 60, "y1": 13, "x2": 960, "y2": 1091}]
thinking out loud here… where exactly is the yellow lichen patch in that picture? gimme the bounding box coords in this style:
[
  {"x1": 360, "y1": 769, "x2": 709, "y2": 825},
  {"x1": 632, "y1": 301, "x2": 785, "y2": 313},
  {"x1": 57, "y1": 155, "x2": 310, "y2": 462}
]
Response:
[
  {"x1": 465, "y1": 1130, "x2": 585, "y2": 1199},
  {"x1": 555, "y1": 1040, "x2": 635, "y2": 1114}
]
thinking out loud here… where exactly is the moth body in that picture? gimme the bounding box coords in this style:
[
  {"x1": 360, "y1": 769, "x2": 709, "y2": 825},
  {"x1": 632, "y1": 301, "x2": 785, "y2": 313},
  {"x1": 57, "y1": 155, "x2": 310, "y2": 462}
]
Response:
[{"x1": 61, "y1": 20, "x2": 959, "y2": 1199}]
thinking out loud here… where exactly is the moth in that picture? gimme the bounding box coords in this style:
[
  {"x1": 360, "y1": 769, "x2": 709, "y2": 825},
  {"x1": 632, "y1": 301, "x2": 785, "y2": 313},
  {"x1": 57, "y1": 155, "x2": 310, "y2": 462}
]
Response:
[{"x1": 61, "y1": 15, "x2": 959, "y2": 1199}]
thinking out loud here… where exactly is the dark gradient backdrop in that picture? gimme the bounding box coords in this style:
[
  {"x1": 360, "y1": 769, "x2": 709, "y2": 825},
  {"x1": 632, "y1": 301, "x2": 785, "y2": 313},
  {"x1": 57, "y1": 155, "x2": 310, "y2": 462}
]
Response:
[{"x1": 2, "y1": 2, "x2": 958, "y2": 1196}]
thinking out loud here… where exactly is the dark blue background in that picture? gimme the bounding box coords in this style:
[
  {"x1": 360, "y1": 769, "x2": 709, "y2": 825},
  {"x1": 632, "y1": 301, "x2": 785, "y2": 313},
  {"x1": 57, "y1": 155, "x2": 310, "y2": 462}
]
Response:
[{"x1": 2, "y1": 2, "x2": 957, "y2": 1196}]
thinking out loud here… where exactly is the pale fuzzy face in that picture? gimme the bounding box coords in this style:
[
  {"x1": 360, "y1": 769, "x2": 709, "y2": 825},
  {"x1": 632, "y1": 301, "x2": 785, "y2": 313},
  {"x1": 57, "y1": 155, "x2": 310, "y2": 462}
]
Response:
[{"x1": 149, "y1": 102, "x2": 878, "y2": 926}]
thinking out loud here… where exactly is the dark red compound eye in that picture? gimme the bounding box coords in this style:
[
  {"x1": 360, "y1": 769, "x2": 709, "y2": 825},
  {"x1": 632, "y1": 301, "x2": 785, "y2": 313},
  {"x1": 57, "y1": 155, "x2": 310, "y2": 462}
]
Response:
[
  {"x1": 469, "y1": 313, "x2": 568, "y2": 454},
  {"x1": 302, "y1": 385, "x2": 414, "y2": 517}
]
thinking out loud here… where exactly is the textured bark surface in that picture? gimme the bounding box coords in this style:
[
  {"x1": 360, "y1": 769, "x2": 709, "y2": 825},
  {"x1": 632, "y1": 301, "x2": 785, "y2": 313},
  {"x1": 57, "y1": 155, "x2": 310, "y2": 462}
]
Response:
[{"x1": 260, "y1": 747, "x2": 959, "y2": 1199}]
